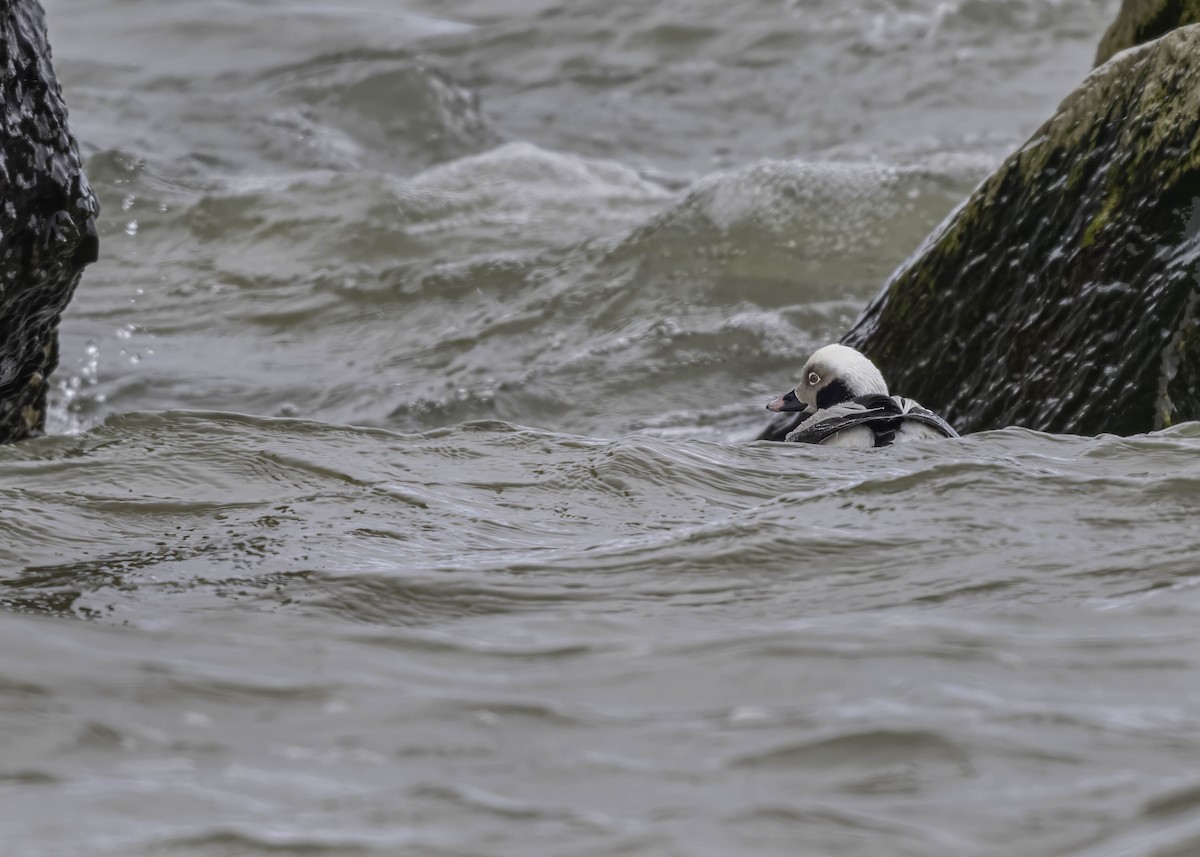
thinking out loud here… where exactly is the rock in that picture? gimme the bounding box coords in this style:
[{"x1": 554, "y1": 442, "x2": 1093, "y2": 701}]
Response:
[
  {"x1": 1095, "y1": 0, "x2": 1200, "y2": 67},
  {"x1": 800, "y1": 25, "x2": 1200, "y2": 439},
  {"x1": 0, "y1": 0, "x2": 99, "y2": 443}
]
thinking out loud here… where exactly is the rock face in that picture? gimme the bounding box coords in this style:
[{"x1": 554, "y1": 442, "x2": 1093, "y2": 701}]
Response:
[
  {"x1": 828, "y1": 25, "x2": 1200, "y2": 438},
  {"x1": 0, "y1": 0, "x2": 98, "y2": 443},
  {"x1": 1095, "y1": 0, "x2": 1200, "y2": 66}
]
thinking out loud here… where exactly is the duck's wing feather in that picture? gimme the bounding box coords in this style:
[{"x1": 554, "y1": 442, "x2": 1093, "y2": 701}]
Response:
[
  {"x1": 784, "y1": 395, "x2": 904, "y2": 445},
  {"x1": 892, "y1": 397, "x2": 960, "y2": 438},
  {"x1": 784, "y1": 395, "x2": 958, "y2": 446}
]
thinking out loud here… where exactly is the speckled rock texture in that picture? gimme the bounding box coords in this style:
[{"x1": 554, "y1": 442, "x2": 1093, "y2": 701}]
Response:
[
  {"x1": 1095, "y1": 0, "x2": 1200, "y2": 66},
  {"x1": 814, "y1": 26, "x2": 1200, "y2": 439},
  {"x1": 0, "y1": 0, "x2": 98, "y2": 443}
]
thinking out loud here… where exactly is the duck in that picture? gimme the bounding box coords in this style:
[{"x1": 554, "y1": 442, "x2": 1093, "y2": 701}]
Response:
[{"x1": 765, "y1": 344, "x2": 959, "y2": 447}]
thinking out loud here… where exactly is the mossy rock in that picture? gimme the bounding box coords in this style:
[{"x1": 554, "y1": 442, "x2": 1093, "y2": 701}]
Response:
[
  {"x1": 1095, "y1": 0, "x2": 1200, "y2": 66},
  {"x1": 0, "y1": 0, "x2": 99, "y2": 443},
  {"x1": 829, "y1": 25, "x2": 1200, "y2": 437}
]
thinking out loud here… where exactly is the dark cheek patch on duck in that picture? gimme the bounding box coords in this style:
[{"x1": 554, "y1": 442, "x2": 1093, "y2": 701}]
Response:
[{"x1": 816, "y1": 379, "x2": 853, "y2": 410}]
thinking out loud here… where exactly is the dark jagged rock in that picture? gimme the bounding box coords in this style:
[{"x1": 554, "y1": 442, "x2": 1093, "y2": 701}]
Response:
[
  {"x1": 785, "y1": 25, "x2": 1200, "y2": 440},
  {"x1": 1095, "y1": 0, "x2": 1200, "y2": 66},
  {"x1": 0, "y1": 0, "x2": 98, "y2": 443}
]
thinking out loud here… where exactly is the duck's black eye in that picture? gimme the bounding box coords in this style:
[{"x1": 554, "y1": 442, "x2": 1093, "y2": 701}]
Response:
[{"x1": 808, "y1": 372, "x2": 820, "y2": 386}]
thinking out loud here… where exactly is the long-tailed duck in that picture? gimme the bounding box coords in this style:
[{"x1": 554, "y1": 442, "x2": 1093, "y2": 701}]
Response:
[{"x1": 765, "y1": 344, "x2": 958, "y2": 447}]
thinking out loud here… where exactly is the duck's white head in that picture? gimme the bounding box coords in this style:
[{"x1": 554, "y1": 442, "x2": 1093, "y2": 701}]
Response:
[{"x1": 766, "y1": 344, "x2": 889, "y2": 416}]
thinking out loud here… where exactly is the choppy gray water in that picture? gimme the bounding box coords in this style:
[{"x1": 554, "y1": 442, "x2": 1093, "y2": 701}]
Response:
[{"x1": 7, "y1": 1, "x2": 1200, "y2": 855}]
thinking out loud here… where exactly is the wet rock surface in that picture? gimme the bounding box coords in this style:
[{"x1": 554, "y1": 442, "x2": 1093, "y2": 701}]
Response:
[
  {"x1": 819, "y1": 25, "x2": 1200, "y2": 439},
  {"x1": 0, "y1": 0, "x2": 98, "y2": 443},
  {"x1": 1095, "y1": 0, "x2": 1200, "y2": 66}
]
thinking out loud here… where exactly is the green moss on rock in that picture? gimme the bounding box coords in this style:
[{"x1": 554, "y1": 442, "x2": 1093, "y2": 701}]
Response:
[
  {"x1": 839, "y1": 26, "x2": 1200, "y2": 436},
  {"x1": 1095, "y1": 0, "x2": 1200, "y2": 67}
]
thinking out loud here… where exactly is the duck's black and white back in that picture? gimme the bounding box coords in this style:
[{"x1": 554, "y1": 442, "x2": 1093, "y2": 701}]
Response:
[
  {"x1": 766, "y1": 345, "x2": 958, "y2": 448},
  {"x1": 784, "y1": 393, "x2": 958, "y2": 447}
]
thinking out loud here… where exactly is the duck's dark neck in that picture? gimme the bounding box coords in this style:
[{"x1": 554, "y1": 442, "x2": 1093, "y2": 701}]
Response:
[{"x1": 816, "y1": 379, "x2": 854, "y2": 410}]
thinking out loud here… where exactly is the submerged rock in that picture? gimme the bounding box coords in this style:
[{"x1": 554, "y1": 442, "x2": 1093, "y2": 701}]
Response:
[
  {"x1": 0, "y1": 1, "x2": 98, "y2": 443},
  {"x1": 1095, "y1": 0, "x2": 1200, "y2": 66},
  {"x1": 822, "y1": 25, "x2": 1200, "y2": 438}
]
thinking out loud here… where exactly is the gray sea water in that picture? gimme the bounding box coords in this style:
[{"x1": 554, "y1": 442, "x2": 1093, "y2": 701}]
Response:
[{"x1": 7, "y1": 1, "x2": 1200, "y2": 855}]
